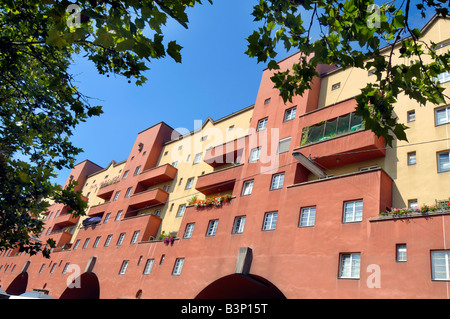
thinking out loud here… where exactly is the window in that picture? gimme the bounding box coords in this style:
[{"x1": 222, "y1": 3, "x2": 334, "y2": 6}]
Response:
[
  {"x1": 431, "y1": 250, "x2": 450, "y2": 280},
  {"x1": 206, "y1": 220, "x2": 219, "y2": 236},
  {"x1": 50, "y1": 264, "x2": 57, "y2": 274},
  {"x1": 299, "y1": 207, "x2": 316, "y2": 227},
  {"x1": 257, "y1": 118, "x2": 268, "y2": 131},
  {"x1": 184, "y1": 223, "x2": 195, "y2": 239},
  {"x1": 343, "y1": 200, "x2": 363, "y2": 223},
  {"x1": 249, "y1": 147, "x2": 261, "y2": 162},
  {"x1": 62, "y1": 263, "x2": 70, "y2": 274},
  {"x1": 82, "y1": 238, "x2": 90, "y2": 249},
  {"x1": 117, "y1": 233, "x2": 126, "y2": 246},
  {"x1": 172, "y1": 161, "x2": 178, "y2": 168},
  {"x1": 437, "y1": 71, "x2": 450, "y2": 84},
  {"x1": 134, "y1": 166, "x2": 141, "y2": 176},
  {"x1": 93, "y1": 236, "x2": 101, "y2": 248},
  {"x1": 339, "y1": 253, "x2": 361, "y2": 279},
  {"x1": 284, "y1": 107, "x2": 297, "y2": 122},
  {"x1": 331, "y1": 82, "x2": 341, "y2": 90},
  {"x1": 155, "y1": 210, "x2": 161, "y2": 216},
  {"x1": 172, "y1": 258, "x2": 185, "y2": 275},
  {"x1": 277, "y1": 137, "x2": 291, "y2": 154},
  {"x1": 122, "y1": 170, "x2": 129, "y2": 179},
  {"x1": 368, "y1": 69, "x2": 376, "y2": 76},
  {"x1": 39, "y1": 264, "x2": 46, "y2": 274},
  {"x1": 73, "y1": 239, "x2": 81, "y2": 250},
  {"x1": 193, "y1": 153, "x2": 202, "y2": 164},
  {"x1": 435, "y1": 106, "x2": 450, "y2": 126},
  {"x1": 113, "y1": 191, "x2": 120, "y2": 201},
  {"x1": 241, "y1": 180, "x2": 254, "y2": 196},
  {"x1": 131, "y1": 231, "x2": 140, "y2": 244},
  {"x1": 408, "y1": 199, "x2": 418, "y2": 210},
  {"x1": 228, "y1": 125, "x2": 235, "y2": 131},
  {"x1": 125, "y1": 187, "x2": 133, "y2": 198},
  {"x1": 185, "y1": 177, "x2": 194, "y2": 190},
  {"x1": 407, "y1": 110, "x2": 415, "y2": 122},
  {"x1": 104, "y1": 213, "x2": 111, "y2": 224},
  {"x1": 270, "y1": 173, "x2": 285, "y2": 190},
  {"x1": 119, "y1": 260, "x2": 129, "y2": 275},
  {"x1": 55, "y1": 210, "x2": 60, "y2": 218},
  {"x1": 115, "y1": 210, "x2": 123, "y2": 221},
  {"x1": 407, "y1": 151, "x2": 416, "y2": 165},
  {"x1": 177, "y1": 205, "x2": 186, "y2": 217},
  {"x1": 104, "y1": 235, "x2": 113, "y2": 247},
  {"x1": 186, "y1": 154, "x2": 191, "y2": 162},
  {"x1": 200, "y1": 136, "x2": 207, "y2": 141},
  {"x1": 143, "y1": 259, "x2": 154, "y2": 275},
  {"x1": 438, "y1": 151, "x2": 450, "y2": 173},
  {"x1": 232, "y1": 216, "x2": 246, "y2": 234},
  {"x1": 396, "y1": 244, "x2": 407, "y2": 262},
  {"x1": 264, "y1": 98, "x2": 271, "y2": 104},
  {"x1": 263, "y1": 212, "x2": 278, "y2": 231}
]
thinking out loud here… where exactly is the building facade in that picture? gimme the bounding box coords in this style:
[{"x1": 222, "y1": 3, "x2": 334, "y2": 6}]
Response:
[{"x1": 0, "y1": 16, "x2": 449, "y2": 299}]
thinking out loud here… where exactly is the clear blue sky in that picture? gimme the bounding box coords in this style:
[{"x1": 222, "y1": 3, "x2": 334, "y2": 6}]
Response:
[{"x1": 54, "y1": 0, "x2": 430, "y2": 186}]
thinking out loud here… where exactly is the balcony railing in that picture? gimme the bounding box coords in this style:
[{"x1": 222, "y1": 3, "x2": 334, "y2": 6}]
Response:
[
  {"x1": 138, "y1": 163, "x2": 177, "y2": 188},
  {"x1": 195, "y1": 164, "x2": 243, "y2": 195},
  {"x1": 128, "y1": 188, "x2": 169, "y2": 210},
  {"x1": 203, "y1": 137, "x2": 246, "y2": 168}
]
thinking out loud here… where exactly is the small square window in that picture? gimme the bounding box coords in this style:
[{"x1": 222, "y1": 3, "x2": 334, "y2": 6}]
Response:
[
  {"x1": 172, "y1": 258, "x2": 185, "y2": 275},
  {"x1": 339, "y1": 253, "x2": 361, "y2": 279},
  {"x1": 257, "y1": 118, "x2": 268, "y2": 132},
  {"x1": 435, "y1": 106, "x2": 450, "y2": 126},
  {"x1": 431, "y1": 250, "x2": 450, "y2": 280},
  {"x1": 270, "y1": 173, "x2": 285, "y2": 190},
  {"x1": 249, "y1": 147, "x2": 261, "y2": 162},
  {"x1": 193, "y1": 153, "x2": 202, "y2": 164},
  {"x1": 185, "y1": 177, "x2": 194, "y2": 190},
  {"x1": 437, "y1": 151, "x2": 450, "y2": 173},
  {"x1": 407, "y1": 110, "x2": 415, "y2": 123},
  {"x1": 184, "y1": 223, "x2": 195, "y2": 239},
  {"x1": 263, "y1": 212, "x2": 278, "y2": 231},
  {"x1": 232, "y1": 216, "x2": 246, "y2": 234},
  {"x1": 241, "y1": 180, "x2": 254, "y2": 196},
  {"x1": 284, "y1": 107, "x2": 297, "y2": 122},
  {"x1": 277, "y1": 137, "x2": 291, "y2": 154},
  {"x1": 407, "y1": 152, "x2": 416, "y2": 165},
  {"x1": 408, "y1": 199, "x2": 418, "y2": 210},
  {"x1": 331, "y1": 82, "x2": 341, "y2": 90},
  {"x1": 343, "y1": 200, "x2": 363, "y2": 223},
  {"x1": 299, "y1": 207, "x2": 316, "y2": 227},
  {"x1": 206, "y1": 220, "x2": 219, "y2": 236},
  {"x1": 177, "y1": 205, "x2": 186, "y2": 217},
  {"x1": 396, "y1": 244, "x2": 407, "y2": 262}
]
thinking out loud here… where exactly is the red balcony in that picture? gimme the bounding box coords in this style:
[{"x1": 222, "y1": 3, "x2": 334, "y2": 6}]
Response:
[
  {"x1": 87, "y1": 201, "x2": 110, "y2": 216},
  {"x1": 49, "y1": 230, "x2": 73, "y2": 248},
  {"x1": 138, "y1": 164, "x2": 177, "y2": 188},
  {"x1": 53, "y1": 207, "x2": 79, "y2": 227},
  {"x1": 204, "y1": 137, "x2": 246, "y2": 168},
  {"x1": 121, "y1": 213, "x2": 162, "y2": 241},
  {"x1": 128, "y1": 188, "x2": 169, "y2": 210},
  {"x1": 196, "y1": 164, "x2": 243, "y2": 195},
  {"x1": 96, "y1": 182, "x2": 117, "y2": 201},
  {"x1": 295, "y1": 130, "x2": 385, "y2": 169}
]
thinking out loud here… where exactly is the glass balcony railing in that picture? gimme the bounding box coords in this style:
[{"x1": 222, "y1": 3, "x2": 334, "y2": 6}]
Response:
[{"x1": 300, "y1": 112, "x2": 363, "y2": 146}]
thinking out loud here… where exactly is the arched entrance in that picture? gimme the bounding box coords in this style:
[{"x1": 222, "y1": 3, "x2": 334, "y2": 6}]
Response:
[
  {"x1": 195, "y1": 274, "x2": 286, "y2": 299},
  {"x1": 5, "y1": 272, "x2": 28, "y2": 296},
  {"x1": 59, "y1": 272, "x2": 100, "y2": 299}
]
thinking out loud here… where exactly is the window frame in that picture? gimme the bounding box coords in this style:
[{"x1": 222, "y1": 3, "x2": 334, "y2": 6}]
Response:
[
  {"x1": 241, "y1": 180, "x2": 254, "y2": 196},
  {"x1": 172, "y1": 258, "x2": 185, "y2": 276},
  {"x1": 338, "y1": 253, "x2": 361, "y2": 279},
  {"x1": 249, "y1": 147, "x2": 261, "y2": 162},
  {"x1": 119, "y1": 260, "x2": 129, "y2": 275},
  {"x1": 435, "y1": 105, "x2": 450, "y2": 126},
  {"x1": 407, "y1": 151, "x2": 417, "y2": 165},
  {"x1": 299, "y1": 206, "x2": 316, "y2": 227},
  {"x1": 431, "y1": 250, "x2": 450, "y2": 281},
  {"x1": 277, "y1": 137, "x2": 291, "y2": 154},
  {"x1": 437, "y1": 151, "x2": 450, "y2": 173},
  {"x1": 284, "y1": 107, "x2": 297, "y2": 122},
  {"x1": 183, "y1": 223, "x2": 195, "y2": 239},
  {"x1": 232, "y1": 216, "x2": 246, "y2": 234},
  {"x1": 206, "y1": 219, "x2": 219, "y2": 237},
  {"x1": 257, "y1": 118, "x2": 268, "y2": 132},
  {"x1": 342, "y1": 200, "x2": 363, "y2": 223},
  {"x1": 193, "y1": 152, "x2": 202, "y2": 164},
  {"x1": 185, "y1": 177, "x2": 194, "y2": 190},
  {"x1": 176, "y1": 204, "x2": 186, "y2": 217},
  {"x1": 262, "y1": 212, "x2": 278, "y2": 231},
  {"x1": 270, "y1": 173, "x2": 285, "y2": 190},
  {"x1": 143, "y1": 259, "x2": 155, "y2": 275},
  {"x1": 396, "y1": 244, "x2": 407, "y2": 262}
]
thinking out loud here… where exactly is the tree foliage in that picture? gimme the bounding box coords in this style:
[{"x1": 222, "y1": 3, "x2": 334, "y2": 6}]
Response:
[
  {"x1": 246, "y1": 0, "x2": 449, "y2": 146},
  {"x1": 0, "y1": 0, "x2": 209, "y2": 257}
]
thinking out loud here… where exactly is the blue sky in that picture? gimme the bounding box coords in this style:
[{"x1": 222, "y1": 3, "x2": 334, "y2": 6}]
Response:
[{"x1": 54, "y1": 0, "x2": 430, "y2": 186}]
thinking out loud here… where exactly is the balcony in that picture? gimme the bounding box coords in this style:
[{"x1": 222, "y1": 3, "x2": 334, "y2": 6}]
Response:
[
  {"x1": 204, "y1": 137, "x2": 246, "y2": 168},
  {"x1": 53, "y1": 207, "x2": 79, "y2": 227},
  {"x1": 121, "y1": 213, "x2": 162, "y2": 241},
  {"x1": 96, "y1": 182, "x2": 117, "y2": 201},
  {"x1": 138, "y1": 164, "x2": 177, "y2": 188},
  {"x1": 49, "y1": 230, "x2": 73, "y2": 248},
  {"x1": 127, "y1": 188, "x2": 169, "y2": 210},
  {"x1": 196, "y1": 164, "x2": 243, "y2": 195},
  {"x1": 87, "y1": 201, "x2": 110, "y2": 216},
  {"x1": 295, "y1": 130, "x2": 385, "y2": 169}
]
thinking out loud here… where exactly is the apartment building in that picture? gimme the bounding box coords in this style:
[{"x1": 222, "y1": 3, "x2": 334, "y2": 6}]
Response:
[{"x1": 0, "y1": 15, "x2": 449, "y2": 299}]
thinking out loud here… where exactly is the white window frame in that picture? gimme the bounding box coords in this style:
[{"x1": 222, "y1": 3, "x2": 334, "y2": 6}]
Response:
[
  {"x1": 177, "y1": 204, "x2": 186, "y2": 217},
  {"x1": 284, "y1": 107, "x2": 297, "y2": 122},
  {"x1": 206, "y1": 220, "x2": 219, "y2": 236},
  {"x1": 143, "y1": 259, "x2": 154, "y2": 275},
  {"x1": 343, "y1": 200, "x2": 363, "y2": 223},
  {"x1": 104, "y1": 213, "x2": 111, "y2": 224},
  {"x1": 435, "y1": 106, "x2": 450, "y2": 126},
  {"x1": 407, "y1": 110, "x2": 415, "y2": 123},
  {"x1": 437, "y1": 151, "x2": 450, "y2": 173},
  {"x1": 125, "y1": 187, "x2": 133, "y2": 198},
  {"x1": 131, "y1": 231, "x2": 140, "y2": 244},
  {"x1": 93, "y1": 236, "x2": 101, "y2": 248},
  {"x1": 249, "y1": 147, "x2": 261, "y2": 162},
  {"x1": 396, "y1": 244, "x2": 407, "y2": 262},
  {"x1": 185, "y1": 177, "x2": 194, "y2": 190},
  {"x1": 134, "y1": 166, "x2": 141, "y2": 176},
  {"x1": 82, "y1": 238, "x2": 90, "y2": 249},
  {"x1": 113, "y1": 191, "x2": 120, "y2": 201},
  {"x1": 241, "y1": 180, "x2": 254, "y2": 196},
  {"x1": 257, "y1": 118, "x2": 268, "y2": 131},
  {"x1": 299, "y1": 206, "x2": 316, "y2": 227},
  {"x1": 117, "y1": 233, "x2": 126, "y2": 246},
  {"x1": 232, "y1": 216, "x2": 246, "y2": 234},
  {"x1": 263, "y1": 212, "x2": 278, "y2": 231},
  {"x1": 407, "y1": 151, "x2": 416, "y2": 165},
  {"x1": 122, "y1": 170, "x2": 129, "y2": 179},
  {"x1": 270, "y1": 173, "x2": 285, "y2": 190},
  {"x1": 172, "y1": 258, "x2": 185, "y2": 275},
  {"x1": 193, "y1": 153, "x2": 202, "y2": 164},
  {"x1": 104, "y1": 234, "x2": 113, "y2": 247},
  {"x1": 184, "y1": 223, "x2": 195, "y2": 239},
  {"x1": 119, "y1": 260, "x2": 129, "y2": 275},
  {"x1": 438, "y1": 71, "x2": 450, "y2": 84},
  {"x1": 115, "y1": 210, "x2": 123, "y2": 221},
  {"x1": 431, "y1": 250, "x2": 450, "y2": 281},
  {"x1": 339, "y1": 253, "x2": 361, "y2": 279},
  {"x1": 73, "y1": 239, "x2": 80, "y2": 250}
]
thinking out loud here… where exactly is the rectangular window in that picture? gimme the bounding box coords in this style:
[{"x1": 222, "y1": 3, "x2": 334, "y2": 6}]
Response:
[
  {"x1": 241, "y1": 180, "x2": 254, "y2": 196},
  {"x1": 184, "y1": 223, "x2": 195, "y2": 239},
  {"x1": 104, "y1": 234, "x2": 113, "y2": 247},
  {"x1": 332, "y1": 82, "x2": 341, "y2": 90},
  {"x1": 73, "y1": 239, "x2": 80, "y2": 250},
  {"x1": 263, "y1": 212, "x2": 278, "y2": 231},
  {"x1": 39, "y1": 264, "x2": 46, "y2": 274},
  {"x1": 117, "y1": 233, "x2": 126, "y2": 246},
  {"x1": 435, "y1": 106, "x2": 450, "y2": 126},
  {"x1": 177, "y1": 205, "x2": 186, "y2": 217},
  {"x1": 93, "y1": 236, "x2": 101, "y2": 248},
  {"x1": 396, "y1": 244, "x2": 407, "y2": 262},
  {"x1": 339, "y1": 253, "x2": 361, "y2": 279},
  {"x1": 438, "y1": 151, "x2": 450, "y2": 173},
  {"x1": 284, "y1": 107, "x2": 297, "y2": 122},
  {"x1": 193, "y1": 153, "x2": 202, "y2": 164},
  {"x1": 131, "y1": 231, "x2": 140, "y2": 244},
  {"x1": 125, "y1": 187, "x2": 133, "y2": 198},
  {"x1": 343, "y1": 200, "x2": 363, "y2": 223},
  {"x1": 408, "y1": 199, "x2": 418, "y2": 210},
  {"x1": 134, "y1": 166, "x2": 141, "y2": 176},
  {"x1": 172, "y1": 258, "x2": 185, "y2": 275},
  {"x1": 206, "y1": 220, "x2": 219, "y2": 236},
  {"x1": 115, "y1": 210, "x2": 123, "y2": 221},
  {"x1": 299, "y1": 207, "x2": 316, "y2": 227},
  {"x1": 438, "y1": 71, "x2": 450, "y2": 84},
  {"x1": 270, "y1": 173, "x2": 285, "y2": 190},
  {"x1": 264, "y1": 98, "x2": 271, "y2": 104},
  {"x1": 62, "y1": 263, "x2": 70, "y2": 274},
  {"x1": 277, "y1": 137, "x2": 291, "y2": 154},
  {"x1": 50, "y1": 263, "x2": 57, "y2": 274},
  {"x1": 232, "y1": 216, "x2": 246, "y2": 234},
  {"x1": 257, "y1": 118, "x2": 268, "y2": 131},
  {"x1": 185, "y1": 177, "x2": 194, "y2": 190},
  {"x1": 104, "y1": 213, "x2": 111, "y2": 224},
  {"x1": 122, "y1": 170, "x2": 129, "y2": 179},
  {"x1": 249, "y1": 147, "x2": 261, "y2": 162},
  {"x1": 407, "y1": 110, "x2": 415, "y2": 123},
  {"x1": 113, "y1": 191, "x2": 120, "y2": 201},
  {"x1": 119, "y1": 260, "x2": 129, "y2": 275},
  {"x1": 143, "y1": 259, "x2": 154, "y2": 275},
  {"x1": 431, "y1": 250, "x2": 450, "y2": 280},
  {"x1": 408, "y1": 151, "x2": 416, "y2": 165},
  {"x1": 82, "y1": 238, "x2": 90, "y2": 249}
]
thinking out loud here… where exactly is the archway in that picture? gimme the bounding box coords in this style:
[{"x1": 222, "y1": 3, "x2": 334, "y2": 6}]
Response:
[
  {"x1": 195, "y1": 274, "x2": 286, "y2": 299},
  {"x1": 5, "y1": 272, "x2": 28, "y2": 296},
  {"x1": 59, "y1": 272, "x2": 100, "y2": 299}
]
